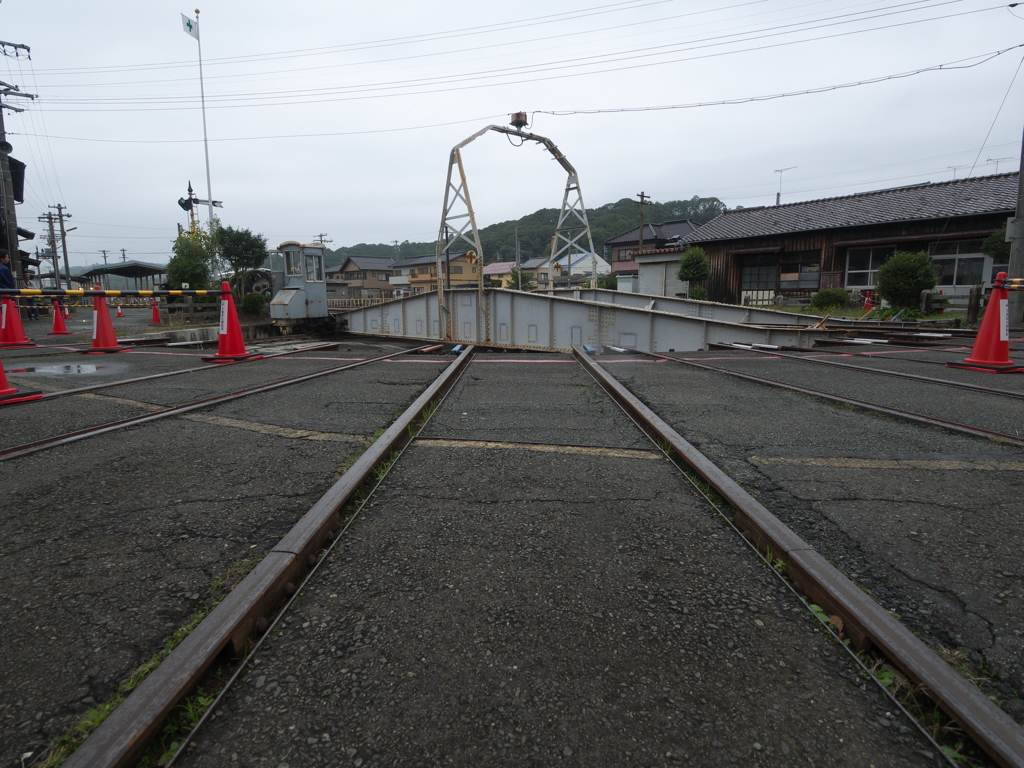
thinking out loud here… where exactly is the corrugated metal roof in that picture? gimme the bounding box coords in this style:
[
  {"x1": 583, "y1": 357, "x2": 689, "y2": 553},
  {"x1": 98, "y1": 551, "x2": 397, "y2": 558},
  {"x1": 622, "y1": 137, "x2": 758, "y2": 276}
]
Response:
[
  {"x1": 605, "y1": 219, "x2": 697, "y2": 245},
  {"x1": 684, "y1": 173, "x2": 1018, "y2": 243}
]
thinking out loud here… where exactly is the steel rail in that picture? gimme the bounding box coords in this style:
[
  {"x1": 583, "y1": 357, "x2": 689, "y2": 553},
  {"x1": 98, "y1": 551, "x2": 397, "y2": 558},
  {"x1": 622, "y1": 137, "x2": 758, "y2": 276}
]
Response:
[
  {"x1": 716, "y1": 344, "x2": 1024, "y2": 401},
  {"x1": 637, "y1": 350, "x2": 1024, "y2": 449},
  {"x1": 573, "y1": 346, "x2": 1024, "y2": 768},
  {"x1": 0, "y1": 343, "x2": 340, "y2": 403},
  {"x1": 62, "y1": 346, "x2": 476, "y2": 768},
  {"x1": 0, "y1": 346, "x2": 435, "y2": 463}
]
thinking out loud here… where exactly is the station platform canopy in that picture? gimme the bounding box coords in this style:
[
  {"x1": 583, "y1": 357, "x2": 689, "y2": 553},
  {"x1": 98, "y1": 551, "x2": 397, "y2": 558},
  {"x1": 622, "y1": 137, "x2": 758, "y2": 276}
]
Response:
[{"x1": 79, "y1": 260, "x2": 167, "y2": 280}]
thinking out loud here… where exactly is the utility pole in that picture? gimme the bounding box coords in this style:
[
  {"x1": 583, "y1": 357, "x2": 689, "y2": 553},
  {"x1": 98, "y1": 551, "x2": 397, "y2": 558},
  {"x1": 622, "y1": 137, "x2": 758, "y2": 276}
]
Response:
[
  {"x1": 313, "y1": 232, "x2": 332, "y2": 245},
  {"x1": 50, "y1": 204, "x2": 72, "y2": 290},
  {"x1": 515, "y1": 225, "x2": 522, "y2": 290},
  {"x1": 0, "y1": 41, "x2": 36, "y2": 281},
  {"x1": 121, "y1": 248, "x2": 127, "y2": 262},
  {"x1": 1006, "y1": 127, "x2": 1024, "y2": 327},
  {"x1": 39, "y1": 211, "x2": 60, "y2": 290},
  {"x1": 775, "y1": 167, "x2": 796, "y2": 206},
  {"x1": 99, "y1": 249, "x2": 109, "y2": 290},
  {"x1": 636, "y1": 191, "x2": 652, "y2": 252}
]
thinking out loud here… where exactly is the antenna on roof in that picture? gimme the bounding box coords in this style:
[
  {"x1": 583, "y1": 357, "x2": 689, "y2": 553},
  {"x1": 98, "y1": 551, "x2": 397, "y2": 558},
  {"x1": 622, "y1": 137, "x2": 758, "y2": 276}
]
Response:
[
  {"x1": 774, "y1": 167, "x2": 796, "y2": 206},
  {"x1": 987, "y1": 157, "x2": 1014, "y2": 174}
]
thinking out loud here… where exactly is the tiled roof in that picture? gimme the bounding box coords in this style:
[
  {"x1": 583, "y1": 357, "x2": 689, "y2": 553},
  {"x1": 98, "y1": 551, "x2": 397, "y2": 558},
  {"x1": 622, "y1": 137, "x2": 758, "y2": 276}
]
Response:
[
  {"x1": 685, "y1": 173, "x2": 1018, "y2": 243},
  {"x1": 328, "y1": 255, "x2": 395, "y2": 273},
  {"x1": 401, "y1": 251, "x2": 468, "y2": 266},
  {"x1": 605, "y1": 220, "x2": 697, "y2": 245},
  {"x1": 483, "y1": 261, "x2": 515, "y2": 275}
]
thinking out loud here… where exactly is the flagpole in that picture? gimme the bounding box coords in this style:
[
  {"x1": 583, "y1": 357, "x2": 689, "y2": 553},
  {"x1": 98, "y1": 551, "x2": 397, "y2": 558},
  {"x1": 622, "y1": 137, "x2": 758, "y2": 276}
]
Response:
[{"x1": 193, "y1": 9, "x2": 214, "y2": 226}]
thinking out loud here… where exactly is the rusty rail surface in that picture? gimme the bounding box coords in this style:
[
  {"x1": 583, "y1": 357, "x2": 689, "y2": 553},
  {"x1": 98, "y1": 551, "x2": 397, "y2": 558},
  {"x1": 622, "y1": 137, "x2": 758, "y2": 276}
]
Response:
[
  {"x1": 573, "y1": 346, "x2": 1024, "y2": 768},
  {"x1": 63, "y1": 346, "x2": 475, "y2": 768}
]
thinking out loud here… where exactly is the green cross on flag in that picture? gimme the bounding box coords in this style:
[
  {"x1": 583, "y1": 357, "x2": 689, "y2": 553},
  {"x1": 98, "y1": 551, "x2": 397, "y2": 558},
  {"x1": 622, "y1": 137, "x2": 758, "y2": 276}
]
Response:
[{"x1": 181, "y1": 13, "x2": 199, "y2": 40}]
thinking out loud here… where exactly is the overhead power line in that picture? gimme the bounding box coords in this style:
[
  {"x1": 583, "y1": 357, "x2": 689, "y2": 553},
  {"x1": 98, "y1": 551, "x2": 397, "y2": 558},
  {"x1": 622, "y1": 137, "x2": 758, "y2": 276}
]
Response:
[
  {"x1": 24, "y1": 2, "x2": 1000, "y2": 112},
  {"x1": 12, "y1": 43, "x2": 1019, "y2": 145}
]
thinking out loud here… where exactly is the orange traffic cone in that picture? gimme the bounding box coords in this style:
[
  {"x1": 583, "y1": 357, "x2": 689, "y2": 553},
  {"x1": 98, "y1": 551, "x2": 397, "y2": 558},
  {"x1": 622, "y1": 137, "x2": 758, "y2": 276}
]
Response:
[
  {"x1": 947, "y1": 272, "x2": 1023, "y2": 373},
  {"x1": 201, "y1": 282, "x2": 262, "y2": 363},
  {"x1": 0, "y1": 356, "x2": 42, "y2": 405},
  {"x1": 0, "y1": 297, "x2": 37, "y2": 349},
  {"x1": 151, "y1": 298, "x2": 161, "y2": 325},
  {"x1": 48, "y1": 301, "x2": 71, "y2": 335},
  {"x1": 79, "y1": 292, "x2": 129, "y2": 354},
  {"x1": 116, "y1": 303, "x2": 124, "y2": 318}
]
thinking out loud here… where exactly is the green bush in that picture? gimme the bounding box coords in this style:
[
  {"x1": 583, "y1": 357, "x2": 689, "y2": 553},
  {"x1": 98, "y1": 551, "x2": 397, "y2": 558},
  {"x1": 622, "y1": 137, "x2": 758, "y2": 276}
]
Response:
[
  {"x1": 677, "y1": 246, "x2": 710, "y2": 283},
  {"x1": 241, "y1": 292, "x2": 266, "y2": 316},
  {"x1": 689, "y1": 285, "x2": 708, "y2": 301},
  {"x1": 875, "y1": 250, "x2": 936, "y2": 309},
  {"x1": 810, "y1": 287, "x2": 849, "y2": 310}
]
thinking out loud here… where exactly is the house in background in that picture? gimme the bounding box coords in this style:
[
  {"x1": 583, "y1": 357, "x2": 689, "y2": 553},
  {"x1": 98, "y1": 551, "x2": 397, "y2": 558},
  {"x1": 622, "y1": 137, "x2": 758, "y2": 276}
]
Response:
[
  {"x1": 680, "y1": 173, "x2": 1017, "y2": 305},
  {"x1": 483, "y1": 257, "x2": 551, "y2": 289},
  {"x1": 604, "y1": 220, "x2": 698, "y2": 278},
  {"x1": 549, "y1": 253, "x2": 612, "y2": 288},
  {"x1": 326, "y1": 255, "x2": 394, "y2": 299},
  {"x1": 401, "y1": 252, "x2": 481, "y2": 293}
]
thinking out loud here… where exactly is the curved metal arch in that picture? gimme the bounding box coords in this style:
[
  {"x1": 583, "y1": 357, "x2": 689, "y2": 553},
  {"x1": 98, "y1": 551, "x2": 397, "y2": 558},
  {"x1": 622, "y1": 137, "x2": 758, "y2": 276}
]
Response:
[{"x1": 435, "y1": 125, "x2": 596, "y2": 340}]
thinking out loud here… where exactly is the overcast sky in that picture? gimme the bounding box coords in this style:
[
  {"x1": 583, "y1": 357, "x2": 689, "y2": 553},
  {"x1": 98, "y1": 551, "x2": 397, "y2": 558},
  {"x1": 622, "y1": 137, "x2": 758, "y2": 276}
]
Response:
[{"x1": 3, "y1": 0, "x2": 1023, "y2": 269}]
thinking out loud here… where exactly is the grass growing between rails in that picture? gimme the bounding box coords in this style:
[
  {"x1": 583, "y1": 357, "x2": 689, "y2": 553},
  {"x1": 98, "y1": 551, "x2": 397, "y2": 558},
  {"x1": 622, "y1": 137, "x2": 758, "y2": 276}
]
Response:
[{"x1": 34, "y1": 555, "x2": 262, "y2": 767}]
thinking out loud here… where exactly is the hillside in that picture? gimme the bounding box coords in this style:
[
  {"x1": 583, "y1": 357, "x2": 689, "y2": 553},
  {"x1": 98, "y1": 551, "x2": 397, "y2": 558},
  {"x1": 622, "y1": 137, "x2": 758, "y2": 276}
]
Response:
[{"x1": 327, "y1": 195, "x2": 724, "y2": 266}]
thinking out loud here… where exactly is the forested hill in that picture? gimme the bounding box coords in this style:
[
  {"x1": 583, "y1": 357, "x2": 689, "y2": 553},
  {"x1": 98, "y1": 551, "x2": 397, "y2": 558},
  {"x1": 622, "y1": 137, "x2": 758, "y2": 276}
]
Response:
[{"x1": 327, "y1": 195, "x2": 725, "y2": 267}]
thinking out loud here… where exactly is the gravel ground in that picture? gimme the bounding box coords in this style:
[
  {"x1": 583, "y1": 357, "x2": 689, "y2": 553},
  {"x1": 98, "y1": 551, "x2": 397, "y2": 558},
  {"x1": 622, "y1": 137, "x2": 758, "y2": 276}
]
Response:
[
  {"x1": 180, "y1": 357, "x2": 939, "y2": 768},
  {"x1": 609, "y1": 354, "x2": 1024, "y2": 724},
  {"x1": 0, "y1": 350, "x2": 446, "y2": 767}
]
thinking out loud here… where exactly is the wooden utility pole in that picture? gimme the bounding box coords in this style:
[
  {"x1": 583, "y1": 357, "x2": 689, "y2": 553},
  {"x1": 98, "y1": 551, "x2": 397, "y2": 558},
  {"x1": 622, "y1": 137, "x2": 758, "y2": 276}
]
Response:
[
  {"x1": 1007, "y1": 125, "x2": 1024, "y2": 327},
  {"x1": 50, "y1": 204, "x2": 72, "y2": 289},
  {"x1": 636, "y1": 191, "x2": 652, "y2": 252},
  {"x1": 39, "y1": 212, "x2": 60, "y2": 290}
]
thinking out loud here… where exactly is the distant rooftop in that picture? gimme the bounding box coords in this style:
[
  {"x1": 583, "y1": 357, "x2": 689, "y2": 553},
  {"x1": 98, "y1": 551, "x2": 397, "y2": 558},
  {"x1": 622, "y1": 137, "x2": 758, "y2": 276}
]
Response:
[
  {"x1": 685, "y1": 173, "x2": 1018, "y2": 243},
  {"x1": 605, "y1": 220, "x2": 697, "y2": 246}
]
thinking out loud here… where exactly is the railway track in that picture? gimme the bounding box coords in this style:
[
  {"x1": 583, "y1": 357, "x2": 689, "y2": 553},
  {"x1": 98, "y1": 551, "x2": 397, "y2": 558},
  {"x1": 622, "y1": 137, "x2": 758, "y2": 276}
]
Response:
[{"x1": 38, "y1": 347, "x2": 1023, "y2": 768}]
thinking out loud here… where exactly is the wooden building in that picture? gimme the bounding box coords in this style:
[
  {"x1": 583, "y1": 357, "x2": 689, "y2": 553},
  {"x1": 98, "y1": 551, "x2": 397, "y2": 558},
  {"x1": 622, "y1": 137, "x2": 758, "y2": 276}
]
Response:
[{"x1": 681, "y1": 173, "x2": 1017, "y2": 305}]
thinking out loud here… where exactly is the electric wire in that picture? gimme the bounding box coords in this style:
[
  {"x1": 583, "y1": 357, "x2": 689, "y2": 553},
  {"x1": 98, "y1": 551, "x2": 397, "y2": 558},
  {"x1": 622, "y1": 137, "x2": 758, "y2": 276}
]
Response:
[{"x1": 31, "y1": 1, "x2": 980, "y2": 109}]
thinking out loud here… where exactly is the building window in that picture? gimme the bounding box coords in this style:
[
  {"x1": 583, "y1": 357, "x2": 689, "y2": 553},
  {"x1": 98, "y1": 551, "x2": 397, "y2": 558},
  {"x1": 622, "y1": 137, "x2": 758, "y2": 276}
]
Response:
[
  {"x1": 778, "y1": 251, "x2": 821, "y2": 291},
  {"x1": 450, "y1": 265, "x2": 463, "y2": 274},
  {"x1": 929, "y1": 240, "x2": 987, "y2": 287},
  {"x1": 347, "y1": 271, "x2": 365, "y2": 280},
  {"x1": 845, "y1": 245, "x2": 895, "y2": 287},
  {"x1": 740, "y1": 253, "x2": 777, "y2": 290}
]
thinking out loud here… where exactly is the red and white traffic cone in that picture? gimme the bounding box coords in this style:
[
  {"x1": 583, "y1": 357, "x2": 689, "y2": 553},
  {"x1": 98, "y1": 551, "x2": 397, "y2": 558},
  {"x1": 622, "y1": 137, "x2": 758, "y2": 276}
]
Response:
[
  {"x1": 947, "y1": 272, "x2": 1023, "y2": 372},
  {"x1": 48, "y1": 301, "x2": 71, "y2": 335},
  {"x1": 0, "y1": 356, "x2": 42, "y2": 405},
  {"x1": 116, "y1": 303, "x2": 124, "y2": 318},
  {"x1": 63, "y1": 304, "x2": 70, "y2": 319},
  {"x1": 0, "y1": 297, "x2": 38, "y2": 349},
  {"x1": 201, "y1": 282, "x2": 262, "y2": 363},
  {"x1": 151, "y1": 298, "x2": 161, "y2": 325},
  {"x1": 79, "y1": 291, "x2": 130, "y2": 354}
]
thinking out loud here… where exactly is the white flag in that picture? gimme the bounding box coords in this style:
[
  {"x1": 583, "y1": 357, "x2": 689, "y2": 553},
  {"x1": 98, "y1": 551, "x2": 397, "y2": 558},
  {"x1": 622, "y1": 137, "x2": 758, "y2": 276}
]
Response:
[{"x1": 181, "y1": 13, "x2": 199, "y2": 40}]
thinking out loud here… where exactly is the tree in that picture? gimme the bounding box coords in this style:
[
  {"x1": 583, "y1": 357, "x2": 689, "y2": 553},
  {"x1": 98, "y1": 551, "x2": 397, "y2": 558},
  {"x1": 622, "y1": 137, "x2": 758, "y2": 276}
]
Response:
[
  {"x1": 167, "y1": 225, "x2": 216, "y2": 290},
  {"x1": 505, "y1": 267, "x2": 536, "y2": 291},
  {"x1": 597, "y1": 273, "x2": 618, "y2": 290},
  {"x1": 981, "y1": 227, "x2": 1011, "y2": 263},
  {"x1": 218, "y1": 224, "x2": 269, "y2": 296},
  {"x1": 875, "y1": 250, "x2": 936, "y2": 308}
]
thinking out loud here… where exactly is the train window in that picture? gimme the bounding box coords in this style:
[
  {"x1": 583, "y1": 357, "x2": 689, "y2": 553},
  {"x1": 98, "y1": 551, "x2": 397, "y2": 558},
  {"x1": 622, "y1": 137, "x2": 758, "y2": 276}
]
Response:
[
  {"x1": 305, "y1": 255, "x2": 317, "y2": 281},
  {"x1": 285, "y1": 250, "x2": 302, "y2": 276},
  {"x1": 314, "y1": 254, "x2": 325, "y2": 282}
]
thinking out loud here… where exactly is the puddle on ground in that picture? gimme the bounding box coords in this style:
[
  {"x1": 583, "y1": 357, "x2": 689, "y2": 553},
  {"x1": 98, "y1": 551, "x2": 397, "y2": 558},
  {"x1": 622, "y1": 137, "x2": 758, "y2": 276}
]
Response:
[{"x1": 30, "y1": 364, "x2": 104, "y2": 375}]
